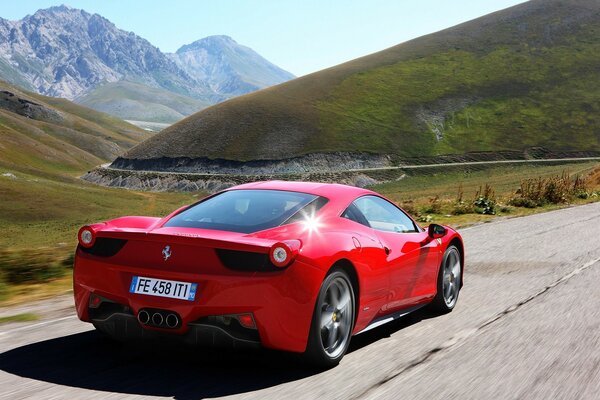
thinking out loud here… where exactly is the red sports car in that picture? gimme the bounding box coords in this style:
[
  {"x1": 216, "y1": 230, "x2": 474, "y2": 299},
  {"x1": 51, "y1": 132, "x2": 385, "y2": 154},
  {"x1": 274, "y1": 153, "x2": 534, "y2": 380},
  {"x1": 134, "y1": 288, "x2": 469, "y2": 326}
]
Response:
[{"x1": 74, "y1": 181, "x2": 463, "y2": 367}]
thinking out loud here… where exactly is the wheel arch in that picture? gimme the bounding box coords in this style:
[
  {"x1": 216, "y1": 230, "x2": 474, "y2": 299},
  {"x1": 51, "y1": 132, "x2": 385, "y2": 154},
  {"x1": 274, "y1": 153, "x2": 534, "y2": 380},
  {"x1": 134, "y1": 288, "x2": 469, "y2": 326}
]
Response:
[
  {"x1": 329, "y1": 258, "x2": 360, "y2": 326},
  {"x1": 448, "y1": 236, "x2": 464, "y2": 287}
]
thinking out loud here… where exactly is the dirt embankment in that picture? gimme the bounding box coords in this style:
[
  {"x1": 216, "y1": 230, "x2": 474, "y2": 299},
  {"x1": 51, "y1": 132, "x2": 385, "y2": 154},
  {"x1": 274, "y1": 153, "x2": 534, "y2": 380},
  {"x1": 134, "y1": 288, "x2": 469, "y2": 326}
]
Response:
[
  {"x1": 110, "y1": 152, "x2": 394, "y2": 174},
  {"x1": 82, "y1": 168, "x2": 384, "y2": 193}
]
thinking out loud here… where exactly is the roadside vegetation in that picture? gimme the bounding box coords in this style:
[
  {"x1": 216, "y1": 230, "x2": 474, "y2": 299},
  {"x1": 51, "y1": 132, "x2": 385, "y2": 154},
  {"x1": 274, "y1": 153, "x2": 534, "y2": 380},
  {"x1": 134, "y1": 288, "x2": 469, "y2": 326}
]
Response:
[{"x1": 373, "y1": 161, "x2": 600, "y2": 227}]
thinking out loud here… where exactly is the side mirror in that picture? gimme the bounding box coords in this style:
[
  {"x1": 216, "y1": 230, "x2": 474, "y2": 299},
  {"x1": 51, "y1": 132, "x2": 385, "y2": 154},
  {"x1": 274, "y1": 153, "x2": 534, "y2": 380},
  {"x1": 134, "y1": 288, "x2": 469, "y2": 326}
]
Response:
[{"x1": 428, "y1": 224, "x2": 447, "y2": 239}]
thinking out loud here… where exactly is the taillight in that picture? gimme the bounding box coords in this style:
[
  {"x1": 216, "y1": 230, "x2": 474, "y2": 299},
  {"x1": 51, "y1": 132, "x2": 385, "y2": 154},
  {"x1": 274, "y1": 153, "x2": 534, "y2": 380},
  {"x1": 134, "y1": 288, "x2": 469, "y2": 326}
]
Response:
[
  {"x1": 236, "y1": 313, "x2": 256, "y2": 329},
  {"x1": 269, "y1": 240, "x2": 301, "y2": 268},
  {"x1": 78, "y1": 225, "x2": 96, "y2": 248}
]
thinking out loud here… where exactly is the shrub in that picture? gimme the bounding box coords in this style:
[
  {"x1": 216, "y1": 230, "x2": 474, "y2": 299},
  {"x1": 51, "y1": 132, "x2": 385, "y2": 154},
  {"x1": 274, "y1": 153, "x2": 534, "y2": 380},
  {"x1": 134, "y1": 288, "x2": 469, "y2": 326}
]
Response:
[
  {"x1": 473, "y1": 184, "x2": 496, "y2": 215},
  {"x1": 508, "y1": 197, "x2": 539, "y2": 208},
  {"x1": 399, "y1": 200, "x2": 418, "y2": 216},
  {"x1": 573, "y1": 174, "x2": 589, "y2": 199},
  {"x1": 543, "y1": 173, "x2": 571, "y2": 204},
  {"x1": 0, "y1": 249, "x2": 69, "y2": 285},
  {"x1": 509, "y1": 171, "x2": 591, "y2": 208},
  {"x1": 512, "y1": 177, "x2": 546, "y2": 207},
  {"x1": 452, "y1": 201, "x2": 474, "y2": 215},
  {"x1": 417, "y1": 214, "x2": 433, "y2": 223},
  {"x1": 423, "y1": 196, "x2": 442, "y2": 214}
]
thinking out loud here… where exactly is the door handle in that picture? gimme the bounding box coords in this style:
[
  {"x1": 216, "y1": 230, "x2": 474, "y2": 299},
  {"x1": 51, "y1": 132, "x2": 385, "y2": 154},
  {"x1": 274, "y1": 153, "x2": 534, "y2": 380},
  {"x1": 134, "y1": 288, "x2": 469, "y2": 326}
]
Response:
[{"x1": 384, "y1": 246, "x2": 391, "y2": 255}]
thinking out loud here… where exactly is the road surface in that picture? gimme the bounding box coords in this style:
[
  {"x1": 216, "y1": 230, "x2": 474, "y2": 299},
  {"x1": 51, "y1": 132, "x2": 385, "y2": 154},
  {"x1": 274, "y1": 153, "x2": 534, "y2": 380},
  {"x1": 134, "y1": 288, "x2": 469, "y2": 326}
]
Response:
[{"x1": 1, "y1": 202, "x2": 600, "y2": 399}]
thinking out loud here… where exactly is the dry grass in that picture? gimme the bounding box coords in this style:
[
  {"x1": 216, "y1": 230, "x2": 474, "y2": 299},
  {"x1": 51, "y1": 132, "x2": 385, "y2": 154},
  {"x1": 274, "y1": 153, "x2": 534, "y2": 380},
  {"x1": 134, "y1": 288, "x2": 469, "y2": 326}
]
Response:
[
  {"x1": 0, "y1": 276, "x2": 73, "y2": 307},
  {"x1": 373, "y1": 161, "x2": 600, "y2": 227},
  {"x1": 510, "y1": 171, "x2": 591, "y2": 207}
]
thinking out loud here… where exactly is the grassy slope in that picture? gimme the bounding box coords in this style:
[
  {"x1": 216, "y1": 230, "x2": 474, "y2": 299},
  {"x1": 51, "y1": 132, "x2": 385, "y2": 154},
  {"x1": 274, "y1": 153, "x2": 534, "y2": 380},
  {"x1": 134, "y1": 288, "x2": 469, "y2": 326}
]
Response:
[
  {"x1": 0, "y1": 81, "x2": 197, "y2": 250},
  {"x1": 0, "y1": 81, "x2": 198, "y2": 303},
  {"x1": 0, "y1": 80, "x2": 149, "y2": 174},
  {"x1": 76, "y1": 81, "x2": 209, "y2": 124},
  {"x1": 124, "y1": 0, "x2": 600, "y2": 161},
  {"x1": 0, "y1": 169, "x2": 195, "y2": 249}
]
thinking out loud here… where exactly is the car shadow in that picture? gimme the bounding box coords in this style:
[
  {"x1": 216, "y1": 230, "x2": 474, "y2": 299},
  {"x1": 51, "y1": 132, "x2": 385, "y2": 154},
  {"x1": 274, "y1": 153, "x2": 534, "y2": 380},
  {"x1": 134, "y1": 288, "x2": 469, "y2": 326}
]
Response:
[{"x1": 0, "y1": 309, "x2": 434, "y2": 399}]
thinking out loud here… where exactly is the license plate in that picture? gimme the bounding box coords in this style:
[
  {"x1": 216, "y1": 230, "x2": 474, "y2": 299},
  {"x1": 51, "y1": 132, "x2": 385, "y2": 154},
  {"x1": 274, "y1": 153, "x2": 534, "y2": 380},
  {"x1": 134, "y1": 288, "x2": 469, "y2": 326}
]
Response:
[{"x1": 129, "y1": 276, "x2": 197, "y2": 301}]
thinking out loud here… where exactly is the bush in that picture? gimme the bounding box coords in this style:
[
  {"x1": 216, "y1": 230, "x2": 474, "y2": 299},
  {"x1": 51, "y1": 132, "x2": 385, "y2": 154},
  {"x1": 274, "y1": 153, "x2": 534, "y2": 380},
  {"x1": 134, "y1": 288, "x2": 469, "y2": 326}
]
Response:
[
  {"x1": 417, "y1": 214, "x2": 433, "y2": 223},
  {"x1": 0, "y1": 249, "x2": 69, "y2": 285},
  {"x1": 399, "y1": 200, "x2": 418, "y2": 216},
  {"x1": 573, "y1": 174, "x2": 590, "y2": 199},
  {"x1": 543, "y1": 173, "x2": 571, "y2": 204},
  {"x1": 509, "y1": 171, "x2": 591, "y2": 208},
  {"x1": 423, "y1": 196, "x2": 442, "y2": 214},
  {"x1": 508, "y1": 197, "x2": 539, "y2": 208},
  {"x1": 473, "y1": 184, "x2": 496, "y2": 215},
  {"x1": 452, "y1": 201, "x2": 474, "y2": 215}
]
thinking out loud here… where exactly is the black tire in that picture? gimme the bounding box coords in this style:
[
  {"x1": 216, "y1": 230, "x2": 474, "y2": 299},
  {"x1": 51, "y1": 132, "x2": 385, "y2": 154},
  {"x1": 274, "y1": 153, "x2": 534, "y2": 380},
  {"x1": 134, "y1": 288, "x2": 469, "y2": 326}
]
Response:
[
  {"x1": 428, "y1": 245, "x2": 462, "y2": 314},
  {"x1": 303, "y1": 269, "x2": 355, "y2": 369}
]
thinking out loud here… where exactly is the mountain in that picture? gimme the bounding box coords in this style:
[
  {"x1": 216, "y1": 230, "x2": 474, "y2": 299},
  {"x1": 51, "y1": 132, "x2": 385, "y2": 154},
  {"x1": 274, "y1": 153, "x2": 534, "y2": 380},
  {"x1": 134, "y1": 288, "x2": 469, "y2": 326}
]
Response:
[
  {"x1": 117, "y1": 0, "x2": 600, "y2": 169},
  {"x1": 0, "y1": 6, "x2": 293, "y2": 124},
  {"x1": 0, "y1": 79, "x2": 148, "y2": 175},
  {"x1": 168, "y1": 35, "x2": 295, "y2": 97},
  {"x1": 0, "y1": 5, "x2": 210, "y2": 99}
]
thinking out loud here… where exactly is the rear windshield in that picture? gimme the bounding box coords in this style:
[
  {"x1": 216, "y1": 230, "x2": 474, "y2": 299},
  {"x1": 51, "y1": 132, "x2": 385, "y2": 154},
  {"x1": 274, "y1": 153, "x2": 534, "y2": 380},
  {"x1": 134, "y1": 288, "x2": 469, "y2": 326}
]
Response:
[{"x1": 164, "y1": 189, "x2": 326, "y2": 233}]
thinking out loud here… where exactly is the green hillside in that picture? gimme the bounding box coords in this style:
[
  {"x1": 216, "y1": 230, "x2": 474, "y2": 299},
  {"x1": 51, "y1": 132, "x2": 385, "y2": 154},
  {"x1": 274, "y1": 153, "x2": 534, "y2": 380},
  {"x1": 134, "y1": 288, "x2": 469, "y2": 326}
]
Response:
[
  {"x1": 0, "y1": 82, "x2": 195, "y2": 300},
  {"x1": 122, "y1": 0, "x2": 600, "y2": 163},
  {"x1": 0, "y1": 81, "x2": 150, "y2": 176},
  {"x1": 76, "y1": 80, "x2": 209, "y2": 124},
  {"x1": 0, "y1": 80, "x2": 195, "y2": 251}
]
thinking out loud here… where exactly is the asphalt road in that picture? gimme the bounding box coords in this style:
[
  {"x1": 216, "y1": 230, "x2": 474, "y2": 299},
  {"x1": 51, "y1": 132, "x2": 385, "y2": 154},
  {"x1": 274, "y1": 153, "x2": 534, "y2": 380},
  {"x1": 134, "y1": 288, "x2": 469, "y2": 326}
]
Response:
[{"x1": 1, "y1": 202, "x2": 600, "y2": 399}]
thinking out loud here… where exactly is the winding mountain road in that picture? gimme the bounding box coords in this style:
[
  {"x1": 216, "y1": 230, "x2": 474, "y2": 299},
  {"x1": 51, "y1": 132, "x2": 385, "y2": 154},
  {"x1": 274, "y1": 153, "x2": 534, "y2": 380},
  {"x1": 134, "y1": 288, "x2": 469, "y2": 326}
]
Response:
[{"x1": 1, "y1": 202, "x2": 600, "y2": 399}]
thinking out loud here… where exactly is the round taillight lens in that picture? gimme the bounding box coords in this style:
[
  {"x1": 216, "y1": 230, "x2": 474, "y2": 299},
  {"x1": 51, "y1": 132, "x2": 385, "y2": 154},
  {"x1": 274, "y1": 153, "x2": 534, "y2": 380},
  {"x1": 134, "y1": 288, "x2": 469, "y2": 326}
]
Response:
[
  {"x1": 272, "y1": 246, "x2": 289, "y2": 264},
  {"x1": 78, "y1": 226, "x2": 96, "y2": 248},
  {"x1": 269, "y1": 240, "x2": 301, "y2": 268}
]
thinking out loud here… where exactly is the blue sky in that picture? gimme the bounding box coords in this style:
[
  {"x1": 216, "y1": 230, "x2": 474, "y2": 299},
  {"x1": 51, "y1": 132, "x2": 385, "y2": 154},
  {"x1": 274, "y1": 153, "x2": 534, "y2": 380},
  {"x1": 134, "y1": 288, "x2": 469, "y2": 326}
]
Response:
[{"x1": 1, "y1": 1, "x2": 528, "y2": 77}]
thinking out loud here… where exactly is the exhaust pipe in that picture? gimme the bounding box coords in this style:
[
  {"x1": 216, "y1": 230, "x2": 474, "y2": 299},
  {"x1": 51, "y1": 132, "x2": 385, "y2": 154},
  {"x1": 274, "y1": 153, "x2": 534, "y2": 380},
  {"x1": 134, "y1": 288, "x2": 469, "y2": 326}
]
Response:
[
  {"x1": 138, "y1": 310, "x2": 150, "y2": 325},
  {"x1": 165, "y1": 313, "x2": 179, "y2": 328},
  {"x1": 152, "y1": 312, "x2": 164, "y2": 326}
]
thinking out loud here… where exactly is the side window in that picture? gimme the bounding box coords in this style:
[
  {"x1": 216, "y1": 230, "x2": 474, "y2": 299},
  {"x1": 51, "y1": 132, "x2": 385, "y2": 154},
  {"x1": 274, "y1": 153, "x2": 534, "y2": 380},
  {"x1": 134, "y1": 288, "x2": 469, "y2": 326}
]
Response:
[
  {"x1": 352, "y1": 196, "x2": 418, "y2": 233},
  {"x1": 341, "y1": 203, "x2": 370, "y2": 227}
]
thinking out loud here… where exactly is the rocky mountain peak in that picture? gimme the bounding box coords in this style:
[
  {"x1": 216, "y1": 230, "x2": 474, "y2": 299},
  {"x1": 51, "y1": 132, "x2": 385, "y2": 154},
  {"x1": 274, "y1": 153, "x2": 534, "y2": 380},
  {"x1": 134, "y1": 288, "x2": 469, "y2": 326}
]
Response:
[
  {"x1": 177, "y1": 35, "x2": 237, "y2": 54},
  {"x1": 0, "y1": 6, "x2": 294, "y2": 123}
]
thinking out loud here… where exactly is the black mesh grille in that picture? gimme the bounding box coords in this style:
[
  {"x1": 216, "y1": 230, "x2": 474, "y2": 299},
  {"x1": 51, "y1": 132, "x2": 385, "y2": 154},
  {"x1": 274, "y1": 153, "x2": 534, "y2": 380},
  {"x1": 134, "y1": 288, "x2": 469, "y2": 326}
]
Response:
[
  {"x1": 79, "y1": 238, "x2": 127, "y2": 257},
  {"x1": 216, "y1": 249, "x2": 280, "y2": 272}
]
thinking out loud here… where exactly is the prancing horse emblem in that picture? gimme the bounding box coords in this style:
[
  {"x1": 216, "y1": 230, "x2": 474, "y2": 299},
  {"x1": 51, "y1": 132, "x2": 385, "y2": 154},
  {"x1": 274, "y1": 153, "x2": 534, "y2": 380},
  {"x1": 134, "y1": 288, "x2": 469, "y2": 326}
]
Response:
[{"x1": 162, "y1": 245, "x2": 172, "y2": 261}]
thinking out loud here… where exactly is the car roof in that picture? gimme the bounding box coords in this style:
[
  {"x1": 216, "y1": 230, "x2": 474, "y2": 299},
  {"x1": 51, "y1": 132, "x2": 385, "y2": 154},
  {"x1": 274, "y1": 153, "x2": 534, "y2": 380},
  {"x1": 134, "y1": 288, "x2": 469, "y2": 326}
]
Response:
[{"x1": 229, "y1": 180, "x2": 375, "y2": 199}]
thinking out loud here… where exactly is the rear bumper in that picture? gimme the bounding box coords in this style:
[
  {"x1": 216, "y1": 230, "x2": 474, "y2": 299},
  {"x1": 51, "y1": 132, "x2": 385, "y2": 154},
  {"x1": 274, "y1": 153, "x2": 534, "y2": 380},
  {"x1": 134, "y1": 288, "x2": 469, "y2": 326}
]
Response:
[
  {"x1": 92, "y1": 312, "x2": 261, "y2": 348},
  {"x1": 73, "y1": 250, "x2": 325, "y2": 353}
]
